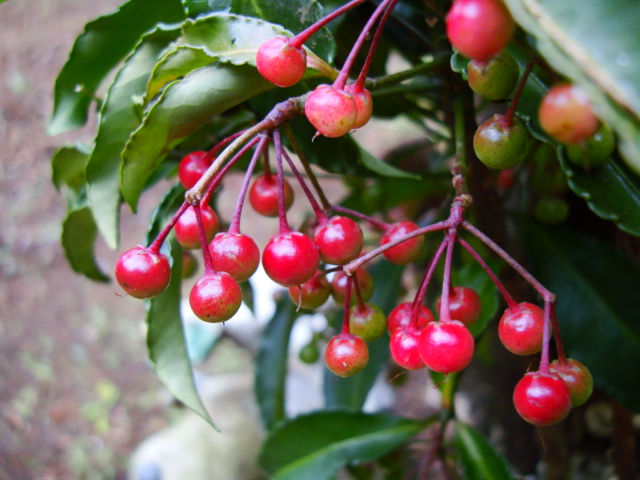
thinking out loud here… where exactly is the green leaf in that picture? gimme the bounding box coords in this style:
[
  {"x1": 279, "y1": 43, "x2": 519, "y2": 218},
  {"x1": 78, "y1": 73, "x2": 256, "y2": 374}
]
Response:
[
  {"x1": 146, "y1": 238, "x2": 216, "y2": 428},
  {"x1": 359, "y1": 147, "x2": 420, "y2": 179},
  {"x1": 455, "y1": 422, "x2": 515, "y2": 480},
  {"x1": 49, "y1": 0, "x2": 185, "y2": 135},
  {"x1": 255, "y1": 297, "x2": 298, "y2": 430},
  {"x1": 61, "y1": 207, "x2": 110, "y2": 282},
  {"x1": 121, "y1": 63, "x2": 273, "y2": 210},
  {"x1": 557, "y1": 149, "x2": 640, "y2": 236},
  {"x1": 517, "y1": 220, "x2": 640, "y2": 412},
  {"x1": 87, "y1": 25, "x2": 181, "y2": 250},
  {"x1": 182, "y1": 0, "x2": 336, "y2": 62},
  {"x1": 324, "y1": 262, "x2": 404, "y2": 410},
  {"x1": 259, "y1": 410, "x2": 432, "y2": 480},
  {"x1": 51, "y1": 144, "x2": 91, "y2": 192},
  {"x1": 503, "y1": 0, "x2": 640, "y2": 176}
]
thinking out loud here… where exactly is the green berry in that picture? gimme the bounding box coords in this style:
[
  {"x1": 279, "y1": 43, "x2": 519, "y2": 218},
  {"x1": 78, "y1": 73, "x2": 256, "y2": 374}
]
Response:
[
  {"x1": 530, "y1": 143, "x2": 568, "y2": 195},
  {"x1": 467, "y1": 52, "x2": 519, "y2": 101},
  {"x1": 565, "y1": 124, "x2": 615, "y2": 169},
  {"x1": 474, "y1": 114, "x2": 532, "y2": 169},
  {"x1": 535, "y1": 196, "x2": 569, "y2": 225}
]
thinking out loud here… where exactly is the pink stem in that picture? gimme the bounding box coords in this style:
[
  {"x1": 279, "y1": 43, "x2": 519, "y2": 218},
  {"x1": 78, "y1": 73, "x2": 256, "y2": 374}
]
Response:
[
  {"x1": 280, "y1": 148, "x2": 328, "y2": 223},
  {"x1": 194, "y1": 202, "x2": 216, "y2": 275},
  {"x1": 549, "y1": 303, "x2": 566, "y2": 362},
  {"x1": 331, "y1": 205, "x2": 390, "y2": 231},
  {"x1": 503, "y1": 61, "x2": 535, "y2": 127},
  {"x1": 340, "y1": 274, "x2": 354, "y2": 334},
  {"x1": 273, "y1": 130, "x2": 291, "y2": 233},
  {"x1": 353, "y1": 274, "x2": 365, "y2": 307},
  {"x1": 438, "y1": 232, "x2": 457, "y2": 323},
  {"x1": 149, "y1": 201, "x2": 190, "y2": 253},
  {"x1": 539, "y1": 300, "x2": 552, "y2": 373},
  {"x1": 411, "y1": 238, "x2": 448, "y2": 328}
]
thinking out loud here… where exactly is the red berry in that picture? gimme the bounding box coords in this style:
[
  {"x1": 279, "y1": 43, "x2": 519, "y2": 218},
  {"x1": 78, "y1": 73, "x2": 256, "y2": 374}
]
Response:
[
  {"x1": 174, "y1": 205, "x2": 219, "y2": 250},
  {"x1": 380, "y1": 221, "x2": 424, "y2": 265},
  {"x1": 289, "y1": 273, "x2": 331, "y2": 310},
  {"x1": 390, "y1": 327, "x2": 426, "y2": 370},
  {"x1": 549, "y1": 358, "x2": 594, "y2": 407},
  {"x1": 115, "y1": 246, "x2": 171, "y2": 299},
  {"x1": 178, "y1": 151, "x2": 211, "y2": 189},
  {"x1": 249, "y1": 174, "x2": 294, "y2": 217},
  {"x1": 418, "y1": 320, "x2": 475, "y2": 374},
  {"x1": 498, "y1": 302, "x2": 546, "y2": 356},
  {"x1": 436, "y1": 286, "x2": 482, "y2": 326},
  {"x1": 513, "y1": 371, "x2": 572, "y2": 427},
  {"x1": 324, "y1": 333, "x2": 369, "y2": 377},
  {"x1": 256, "y1": 36, "x2": 307, "y2": 88},
  {"x1": 262, "y1": 230, "x2": 320, "y2": 287},
  {"x1": 189, "y1": 272, "x2": 243, "y2": 323},
  {"x1": 314, "y1": 215, "x2": 364, "y2": 265},
  {"x1": 331, "y1": 268, "x2": 374, "y2": 306},
  {"x1": 305, "y1": 84, "x2": 357, "y2": 138},
  {"x1": 349, "y1": 303, "x2": 386, "y2": 341},
  {"x1": 387, "y1": 302, "x2": 434, "y2": 334},
  {"x1": 538, "y1": 83, "x2": 599, "y2": 145},
  {"x1": 446, "y1": 0, "x2": 515, "y2": 61},
  {"x1": 345, "y1": 84, "x2": 373, "y2": 129},
  {"x1": 209, "y1": 232, "x2": 260, "y2": 283}
]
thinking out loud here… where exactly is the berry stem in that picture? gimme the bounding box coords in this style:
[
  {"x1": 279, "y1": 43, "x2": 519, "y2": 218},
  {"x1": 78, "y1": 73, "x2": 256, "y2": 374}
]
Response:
[
  {"x1": 452, "y1": 97, "x2": 470, "y2": 198},
  {"x1": 280, "y1": 147, "x2": 328, "y2": 223},
  {"x1": 331, "y1": 205, "x2": 389, "y2": 231},
  {"x1": 503, "y1": 60, "x2": 535, "y2": 127},
  {"x1": 273, "y1": 130, "x2": 291, "y2": 233},
  {"x1": 148, "y1": 201, "x2": 190, "y2": 253},
  {"x1": 539, "y1": 300, "x2": 553, "y2": 373},
  {"x1": 262, "y1": 142, "x2": 272, "y2": 181},
  {"x1": 438, "y1": 231, "x2": 457, "y2": 322},
  {"x1": 549, "y1": 303, "x2": 567, "y2": 362},
  {"x1": 229, "y1": 135, "x2": 270, "y2": 234},
  {"x1": 340, "y1": 274, "x2": 354, "y2": 334},
  {"x1": 194, "y1": 202, "x2": 216, "y2": 275},
  {"x1": 456, "y1": 236, "x2": 517, "y2": 308},
  {"x1": 368, "y1": 55, "x2": 449, "y2": 90},
  {"x1": 411, "y1": 238, "x2": 448, "y2": 327},
  {"x1": 202, "y1": 129, "x2": 246, "y2": 166},
  {"x1": 353, "y1": 274, "x2": 365, "y2": 307}
]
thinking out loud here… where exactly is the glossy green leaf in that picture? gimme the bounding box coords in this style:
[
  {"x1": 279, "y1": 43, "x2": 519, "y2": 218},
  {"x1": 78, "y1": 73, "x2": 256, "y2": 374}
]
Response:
[
  {"x1": 61, "y1": 207, "x2": 110, "y2": 282},
  {"x1": 182, "y1": 0, "x2": 336, "y2": 62},
  {"x1": 359, "y1": 147, "x2": 420, "y2": 179},
  {"x1": 503, "y1": 0, "x2": 640, "y2": 175},
  {"x1": 260, "y1": 410, "x2": 431, "y2": 480},
  {"x1": 49, "y1": 0, "x2": 185, "y2": 135},
  {"x1": 517, "y1": 220, "x2": 640, "y2": 412},
  {"x1": 87, "y1": 26, "x2": 181, "y2": 250},
  {"x1": 324, "y1": 262, "x2": 403, "y2": 410},
  {"x1": 121, "y1": 63, "x2": 273, "y2": 210},
  {"x1": 51, "y1": 144, "x2": 91, "y2": 192},
  {"x1": 455, "y1": 422, "x2": 515, "y2": 480},
  {"x1": 557, "y1": 149, "x2": 640, "y2": 236},
  {"x1": 255, "y1": 297, "x2": 297, "y2": 430}
]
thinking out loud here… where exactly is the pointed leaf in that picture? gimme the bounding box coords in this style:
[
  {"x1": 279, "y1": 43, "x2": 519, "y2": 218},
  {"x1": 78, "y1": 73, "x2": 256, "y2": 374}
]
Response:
[
  {"x1": 49, "y1": 0, "x2": 185, "y2": 135},
  {"x1": 51, "y1": 144, "x2": 91, "y2": 192},
  {"x1": 260, "y1": 411, "x2": 432, "y2": 480},
  {"x1": 61, "y1": 207, "x2": 110, "y2": 282},
  {"x1": 455, "y1": 422, "x2": 515, "y2": 480},
  {"x1": 359, "y1": 147, "x2": 420, "y2": 180}
]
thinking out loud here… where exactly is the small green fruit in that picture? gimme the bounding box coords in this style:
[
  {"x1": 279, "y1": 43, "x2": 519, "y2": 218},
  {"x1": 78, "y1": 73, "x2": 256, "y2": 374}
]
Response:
[
  {"x1": 565, "y1": 124, "x2": 615, "y2": 169},
  {"x1": 467, "y1": 52, "x2": 519, "y2": 101},
  {"x1": 474, "y1": 114, "x2": 532, "y2": 169}
]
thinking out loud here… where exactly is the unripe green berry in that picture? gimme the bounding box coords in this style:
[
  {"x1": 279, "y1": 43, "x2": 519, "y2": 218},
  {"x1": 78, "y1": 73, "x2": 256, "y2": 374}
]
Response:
[
  {"x1": 535, "y1": 196, "x2": 569, "y2": 225},
  {"x1": 565, "y1": 124, "x2": 615, "y2": 169},
  {"x1": 474, "y1": 115, "x2": 532, "y2": 169},
  {"x1": 467, "y1": 52, "x2": 519, "y2": 101}
]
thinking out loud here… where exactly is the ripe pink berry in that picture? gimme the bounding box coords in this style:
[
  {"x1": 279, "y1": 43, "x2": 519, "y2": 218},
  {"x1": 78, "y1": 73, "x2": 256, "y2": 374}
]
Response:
[
  {"x1": 209, "y1": 232, "x2": 260, "y2": 283},
  {"x1": 380, "y1": 221, "x2": 424, "y2": 265},
  {"x1": 331, "y1": 268, "x2": 374, "y2": 306},
  {"x1": 115, "y1": 246, "x2": 171, "y2": 299},
  {"x1": 538, "y1": 83, "x2": 599, "y2": 144},
  {"x1": 345, "y1": 84, "x2": 373, "y2": 129},
  {"x1": 249, "y1": 174, "x2": 294, "y2": 217},
  {"x1": 387, "y1": 302, "x2": 434, "y2": 334},
  {"x1": 349, "y1": 303, "x2": 386, "y2": 341},
  {"x1": 446, "y1": 0, "x2": 515, "y2": 61},
  {"x1": 178, "y1": 151, "x2": 211, "y2": 189},
  {"x1": 418, "y1": 320, "x2": 475, "y2": 374},
  {"x1": 262, "y1": 230, "x2": 320, "y2": 287},
  {"x1": 314, "y1": 215, "x2": 363, "y2": 265},
  {"x1": 189, "y1": 272, "x2": 243, "y2": 323},
  {"x1": 256, "y1": 36, "x2": 307, "y2": 88},
  {"x1": 174, "y1": 205, "x2": 219, "y2": 250},
  {"x1": 324, "y1": 333, "x2": 369, "y2": 377},
  {"x1": 305, "y1": 84, "x2": 357, "y2": 138},
  {"x1": 390, "y1": 327, "x2": 426, "y2": 370},
  {"x1": 288, "y1": 273, "x2": 331, "y2": 310},
  {"x1": 513, "y1": 371, "x2": 572, "y2": 427},
  {"x1": 498, "y1": 302, "x2": 546, "y2": 356},
  {"x1": 549, "y1": 358, "x2": 594, "y2": 407},
  {"x1": 436, "y1": 286, "x2": 482, "y2": 326}
]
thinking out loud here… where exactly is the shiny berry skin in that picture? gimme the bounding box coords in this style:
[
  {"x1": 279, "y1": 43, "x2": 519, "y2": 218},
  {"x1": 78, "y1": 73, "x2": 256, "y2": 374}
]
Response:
[
  {"x1": 390, "y1": 327, "x2": 426, "y2": 370},
  {"x1": 446, "y1": 0, "x2": 515, "y2": 61},
  {"x1": 115, "y1": 246, "x2": 171, "y2": 299},
  {"x1": 331, "y1": 268, "x2": 374, "y2": 306},
  {"x1": 474, "y1": 114, "x2": 532, "y2": 169},
  {"x1": 436, "y1": 286, "x2": 482, "y2": 326},
  {"x1": 249, "y1": 174, "x2": 294, "y2": 217},
  {"x1": 262, "y1": 231, "x2": 320, "y2": 287},
  {"x1": 174, "y1": 205, "x2": 219, "y2": 250},
  {"x1": 467, "y1": 51, "x2": 519, "y2": 100},
  {"x1": 539, "y1": 83, "x2": 599, "y2": 145},
  {"x1": 182, "y1": 250, "x2": 198, "y2": 279},
  {"x1": 387, "y1": 302, "x2": 434, "y2": 334},
  {"x1": 189, "y1": 272, "x2": 242, "y2": 323},
  {"x1": 345, "y1": 84, "x2": 373, "y2": 129},
  {"x1": 498, "y1": 302, "x2": 546, "y2": 355},
  {"x1": 349, "y1": 303, "x2": 387, "y2": 341},
  {"x1": 288, "y1": 273, "x2": 331, "y2": 310},
  {"x1": 314, "y1": 216, "x2": 363, "y2": 265},
  {"x1": 324, "y1": 333, "x2": 369, "y2": 377},
  {"x1": 513, "y1": 371, "x2": 572, "y2": 427},
  {"x1": 565, "y1": 123, "x2": 615, "y2": 169},
  {"x1": 178, "y1": 151, "x2": 211, "y2": 189},
  {"x1": 380, "y1": 221, "x2": 424, "y2": 265},
  {"x1": 256, "y1": 36, "x2": 307, "y2": 88},
  {"x1": 418, "y1": 320, "x2": 475, "y2": 374},
  {"x1": 549, "y1": 358, "x2": 594, "y2": 407},
  {"x1": 209, "y1": 232, "x2": 260, "y2": 283},
  {"x1": 305, "y1": 84, "x2": 357, "y2": 138}
]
